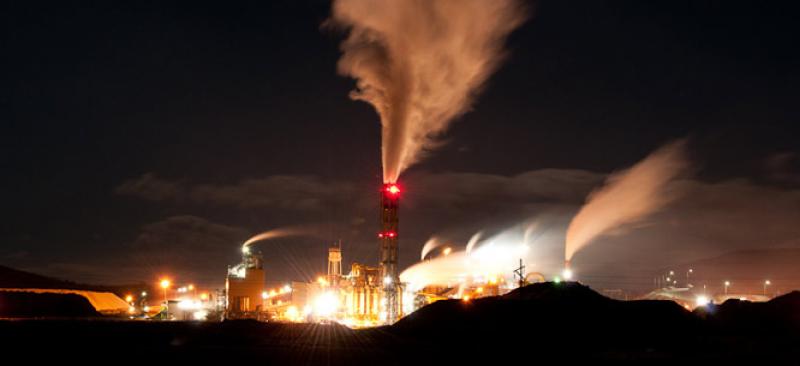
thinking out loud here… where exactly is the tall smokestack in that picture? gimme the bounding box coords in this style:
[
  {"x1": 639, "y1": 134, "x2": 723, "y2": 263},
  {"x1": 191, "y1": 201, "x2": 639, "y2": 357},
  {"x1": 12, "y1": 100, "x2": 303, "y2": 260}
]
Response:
[{"x1": 379, "y1": 182, "x2": 401, "y2": 322}]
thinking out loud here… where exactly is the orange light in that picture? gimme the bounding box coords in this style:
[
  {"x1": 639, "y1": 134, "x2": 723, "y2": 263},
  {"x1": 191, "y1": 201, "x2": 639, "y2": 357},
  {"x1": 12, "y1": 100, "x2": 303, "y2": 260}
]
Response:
[
  {"x1": 199, "y1": 293, "x2": 209, "y2": 300},
  {"x1": 187, "y1": 284, "x2": 194, "y2": 291},
  {"x1": 160, "y1": 279, "x2": 171, "y2": 289},
  {"x1": 462, "y1": 295, "x2": 471, "y2": 302},
  {"x1": 125, "y1": 295, "x2": 134, "y2": 303}
]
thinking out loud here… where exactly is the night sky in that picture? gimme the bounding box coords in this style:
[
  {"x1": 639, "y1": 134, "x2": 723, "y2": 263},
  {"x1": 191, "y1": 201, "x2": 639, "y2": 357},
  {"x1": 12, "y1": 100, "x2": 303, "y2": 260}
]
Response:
[{"x1": 3, "y1": 0, "x2": 800, "y2": 290}]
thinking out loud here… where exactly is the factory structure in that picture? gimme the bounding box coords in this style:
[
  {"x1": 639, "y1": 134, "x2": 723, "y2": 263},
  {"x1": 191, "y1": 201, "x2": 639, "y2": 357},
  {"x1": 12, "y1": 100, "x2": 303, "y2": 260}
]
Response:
[
  {"x1": 223, "y1": 183, "x2": 406, "y2": 325},
  {"x1": 222, "y1": 182, "x2": 529, "y2": 325}
]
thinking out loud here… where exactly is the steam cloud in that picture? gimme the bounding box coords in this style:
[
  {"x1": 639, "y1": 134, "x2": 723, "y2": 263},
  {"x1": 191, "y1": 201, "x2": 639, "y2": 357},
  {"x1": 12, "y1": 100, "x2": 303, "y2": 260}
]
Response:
[
  {"x1": 241, "y1": 223, "x2": 338, "y2": 250},
  {"x1": 331, "y1": 0, "x2": 527, "y2": 182},
  {"x1": 565, "y1": 140, "x2": 690, "y2": 261},
  {"x1": 242, "y1": 228, "x2": 305, "y2": 248}
]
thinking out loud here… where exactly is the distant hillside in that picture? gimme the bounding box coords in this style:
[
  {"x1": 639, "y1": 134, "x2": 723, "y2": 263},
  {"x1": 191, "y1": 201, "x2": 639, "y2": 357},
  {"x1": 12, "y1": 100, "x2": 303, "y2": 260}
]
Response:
[
  {"x1": 0, "y1": 265, "x2": 146, "y2": 296},
  {"x1": 0, "y1": 292, "x2": 99, "y2": 318}
]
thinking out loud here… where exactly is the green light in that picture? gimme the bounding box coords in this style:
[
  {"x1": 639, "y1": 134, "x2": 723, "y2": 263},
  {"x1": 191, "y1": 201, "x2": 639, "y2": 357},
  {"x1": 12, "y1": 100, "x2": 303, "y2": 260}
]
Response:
[{"x1": 554, "y1": 276, "x2": 561, "y2": 284}]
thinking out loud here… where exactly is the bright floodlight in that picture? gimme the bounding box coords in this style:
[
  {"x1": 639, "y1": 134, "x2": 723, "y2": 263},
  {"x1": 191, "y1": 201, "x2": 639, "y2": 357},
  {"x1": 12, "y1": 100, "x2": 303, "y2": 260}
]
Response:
[
  {"x1": 695, "y1": 295, "x2": 710, "y2": 307},
  {"x1": 286, "y1": 306, "x2": 299, "y2": 321},
  {"x1": 562, "y1": 268, "x2": 573, "y2": 280},
  {"x1": 160, "y1": 279, "x2": 171, "y2": 289},
  {"x1": 177, "y1": 300, "x2": 199, "y2": 310},
  {"x1": 242, "y1": 245, "x2": 250, "y2": 254},
  {"x1": 314, "y1": 292, "x2": 338, "y2": 317}
]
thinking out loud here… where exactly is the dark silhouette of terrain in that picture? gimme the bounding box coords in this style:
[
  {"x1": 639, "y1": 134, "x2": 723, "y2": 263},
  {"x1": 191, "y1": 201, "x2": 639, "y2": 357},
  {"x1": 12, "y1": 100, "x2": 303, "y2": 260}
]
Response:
[
  {"x1": 0, "y1": 264, "x2": 147, "y2": 297},
  {"x1": 1, "y1": 282, "x2": 798, "y2": 363},
  {"x1": 0, "y1": 291, "x2": 99, "y2": 318}
]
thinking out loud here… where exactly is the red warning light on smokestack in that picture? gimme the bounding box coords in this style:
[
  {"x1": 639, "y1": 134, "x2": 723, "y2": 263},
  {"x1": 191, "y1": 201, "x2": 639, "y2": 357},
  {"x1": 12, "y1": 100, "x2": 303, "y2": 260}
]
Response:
[
  {"x1": 384, "y1": 183, "x2": 401, "y2": 196},
  {"x1": 378, "y1": 231, "x2": 397, "y2": 238}
]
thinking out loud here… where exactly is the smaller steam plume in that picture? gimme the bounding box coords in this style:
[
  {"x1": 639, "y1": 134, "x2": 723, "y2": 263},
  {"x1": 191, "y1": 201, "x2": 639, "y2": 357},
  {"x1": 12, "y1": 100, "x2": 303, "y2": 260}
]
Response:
[
  {"x1": 565, "y1": 140, "x2": 690, "y2": 262},
  {"x1": 241, "y1": 223, "x2": 338, "y2": 250},
  {"x1": 420, "y1": 236, "x2": 443, "y2": 261},
  {"x1": 242, "y1": 228, "x2": 305, "y2": 248}
]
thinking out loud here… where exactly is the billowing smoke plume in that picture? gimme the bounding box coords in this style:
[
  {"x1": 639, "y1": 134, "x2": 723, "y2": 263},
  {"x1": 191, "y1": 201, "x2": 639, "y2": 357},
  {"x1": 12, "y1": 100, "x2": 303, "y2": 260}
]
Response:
[
  {"x1": 331, "y1": 0, "x2": 527, "y2": 182},
  {"x1": 565, "y1": 140, "x2": 690, "y2": 261}
]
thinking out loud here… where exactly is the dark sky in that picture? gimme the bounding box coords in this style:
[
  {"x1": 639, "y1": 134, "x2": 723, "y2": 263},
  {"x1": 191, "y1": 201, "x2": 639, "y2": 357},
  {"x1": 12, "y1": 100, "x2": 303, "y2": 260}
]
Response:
[{"x1": 3, "y1": 0, "x2": 800, "y2": 290}]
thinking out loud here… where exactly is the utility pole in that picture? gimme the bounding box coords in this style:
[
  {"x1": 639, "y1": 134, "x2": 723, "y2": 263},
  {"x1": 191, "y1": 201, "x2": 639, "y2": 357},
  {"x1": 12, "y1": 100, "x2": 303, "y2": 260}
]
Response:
[{"x1": 514, "y1": 258, "x2": 526, "y2": 288}]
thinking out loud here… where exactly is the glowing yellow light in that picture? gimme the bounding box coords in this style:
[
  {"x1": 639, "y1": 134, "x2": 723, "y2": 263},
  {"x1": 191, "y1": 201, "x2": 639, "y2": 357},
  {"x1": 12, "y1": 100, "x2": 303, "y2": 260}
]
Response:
[
  {"x1": 462, "y1": 295, "x2": 471, "y2": 302},
  {"x1": 476, "y1": 287, "x2": 484, "y2": 294},
  {"x1": 125, "y1": 295, "x2": 133, "y2": 303},
  {"x1": 187, "y1": 284, "x2": 194, "y2": 291},
  {"x1": 286, "y1": 306, "x2": 299, "y2": 321},
  {"x1": 199, "y1": 293, "x2": 209, "y2": 300},
  {"x1": 262, "y1": 291, "x2": 268, "y2": 299},
  {"x1": 314, "y1": 292, "x2": 338, "y2": 317},
  {"x1": 160, "y1": 279, "x2": 171, "y2": 289},
  {"x1": 443, "y1": 247, "x2": 452, "y2": 256}
]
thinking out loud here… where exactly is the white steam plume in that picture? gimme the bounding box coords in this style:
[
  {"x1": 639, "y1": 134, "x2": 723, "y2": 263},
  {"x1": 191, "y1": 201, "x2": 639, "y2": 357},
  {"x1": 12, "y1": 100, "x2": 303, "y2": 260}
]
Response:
[
  {"x1": 420, "y1": 236, "x2": 443, "y2": 261},
  {"x1": 564, "y1": 140, "x2": 690, "y2": 261},
  {"x1": 241, "y1": 223, "x2": 336, "y2": 250},
  {"x1": 331, "y1": 0, "x2": 527, "y2": 182}
]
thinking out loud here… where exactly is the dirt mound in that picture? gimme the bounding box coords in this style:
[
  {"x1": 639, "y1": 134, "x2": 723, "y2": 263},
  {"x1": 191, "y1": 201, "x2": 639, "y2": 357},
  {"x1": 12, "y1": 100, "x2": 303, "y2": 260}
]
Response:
[{"x1": 0, "y1": 291, "x2": 99, "y2": 318}]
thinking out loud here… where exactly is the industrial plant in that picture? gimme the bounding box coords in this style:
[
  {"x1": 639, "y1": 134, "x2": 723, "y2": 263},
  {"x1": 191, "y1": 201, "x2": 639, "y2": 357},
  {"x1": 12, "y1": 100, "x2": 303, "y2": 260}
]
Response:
[{"x1": 221, "y1": 182, "x2": 528, "y2": 326}]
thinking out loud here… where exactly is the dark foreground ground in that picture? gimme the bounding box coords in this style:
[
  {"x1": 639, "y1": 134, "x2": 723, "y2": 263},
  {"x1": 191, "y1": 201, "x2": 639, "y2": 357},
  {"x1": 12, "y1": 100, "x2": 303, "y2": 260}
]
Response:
[{"x1": 2, "y1": 282, "x2": 799, "y2": 364}]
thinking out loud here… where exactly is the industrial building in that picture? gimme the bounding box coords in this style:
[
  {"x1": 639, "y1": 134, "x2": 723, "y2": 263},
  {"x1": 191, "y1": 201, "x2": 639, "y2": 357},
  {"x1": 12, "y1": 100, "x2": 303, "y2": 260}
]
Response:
[{"x1": 225, "y1": 247, "x2": 266, "y2": 318}]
